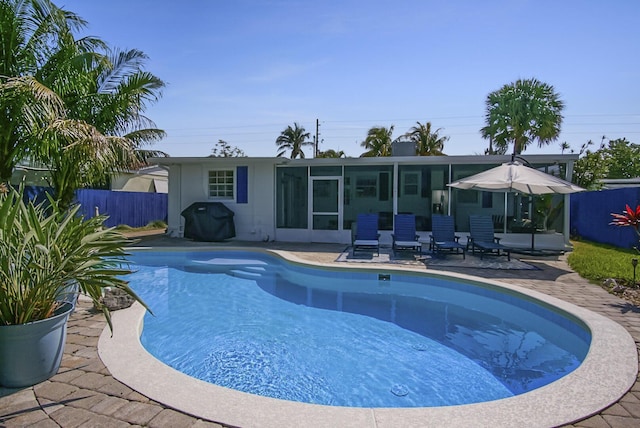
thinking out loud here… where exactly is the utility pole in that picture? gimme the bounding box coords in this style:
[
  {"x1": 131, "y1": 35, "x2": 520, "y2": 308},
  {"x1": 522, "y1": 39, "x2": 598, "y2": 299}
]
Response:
[{"x1": 315, "y1": 118, "x2": 320, "y2": 157}]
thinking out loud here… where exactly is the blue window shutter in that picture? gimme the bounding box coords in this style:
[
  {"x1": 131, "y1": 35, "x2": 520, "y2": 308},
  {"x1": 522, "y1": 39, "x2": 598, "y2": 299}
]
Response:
[{"x1": 236, "y1": 166, "x2": 248, "y2": 203}]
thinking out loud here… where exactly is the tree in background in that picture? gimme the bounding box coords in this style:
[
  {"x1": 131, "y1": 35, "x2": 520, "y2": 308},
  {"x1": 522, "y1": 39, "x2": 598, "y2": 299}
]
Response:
[
  {"x1": 275, "y1": 122, "x2": 312, "y2": 159},
  {"x1": 404, "y1": 121, "x2": 447, "y2": 156},
  {"x1": 603, "y1": 138, "x2": 640, "y2": 179},
  {"x1": 572, "y1": 149, "x2": 607, "y2": 190},
  {"x1": 481, "y1": 78, "x2": 564, "y2": 156},
  {"x1": 572, "y1": 137, "x2": 640, "y2": 190},
  {"x1": 210, "y1": 139, "x2": 246, "y2": 157},
  {"x1": 316, "y1": 149, "x2": 345, "y2": 158},
  {"x1": 360, "y1": 125, "x2": 394, "y2": 157}
]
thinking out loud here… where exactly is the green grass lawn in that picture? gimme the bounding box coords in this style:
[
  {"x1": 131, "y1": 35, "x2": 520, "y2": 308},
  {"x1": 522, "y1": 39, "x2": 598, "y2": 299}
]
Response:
[{"x1": 568, "y1": 240, "x2": 639, "y2": 287}]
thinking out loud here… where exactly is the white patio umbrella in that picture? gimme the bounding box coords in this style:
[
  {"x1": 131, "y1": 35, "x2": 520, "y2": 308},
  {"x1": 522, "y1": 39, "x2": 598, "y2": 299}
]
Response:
[
  {"x1": 447, "y1": 161, "x2": 585, "y2": 194},
  {"x1": 447, "y1": 160, "x2": 585, "y2": 253}
]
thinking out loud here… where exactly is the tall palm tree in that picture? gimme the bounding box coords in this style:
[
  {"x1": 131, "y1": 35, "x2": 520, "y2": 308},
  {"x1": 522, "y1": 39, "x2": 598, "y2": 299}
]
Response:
[
  {"x1": 0, "y1": 0, "x2": 84, "y2": 184},
  {"x1": 480, "y1": 78, "x2": 564, "y2": 156},
  {"x1": 275, "y1": 122, "x2": 312, "y2": 159},
  {"x1": 360, "y1": 125, "x2": 394, "y2": 157},
  {"x1": 404, "y1": 121, "x2": 448, "y2": 156},
  {"x1": 1, "y1": 1, "x2": 166, "y2": 209}
]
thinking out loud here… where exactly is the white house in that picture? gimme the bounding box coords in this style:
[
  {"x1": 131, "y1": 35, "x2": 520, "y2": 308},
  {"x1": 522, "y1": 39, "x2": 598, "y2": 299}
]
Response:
[{"x1": 154, "y1": 154, "x2": 579, "y2": 251}]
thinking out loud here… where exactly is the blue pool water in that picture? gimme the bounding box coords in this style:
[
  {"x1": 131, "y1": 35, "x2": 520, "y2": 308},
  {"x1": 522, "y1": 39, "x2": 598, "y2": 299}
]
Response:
[{"x1": 126, "y1": 250, "x2": 591, "y2": 408}]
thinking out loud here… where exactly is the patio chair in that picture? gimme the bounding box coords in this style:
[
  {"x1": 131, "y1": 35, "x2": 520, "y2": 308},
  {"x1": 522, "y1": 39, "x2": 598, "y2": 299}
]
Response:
[
  {"x1": 468, "y1": 215, "x2": 511, "y2": 260},
  {"x1": 429, "y1": 215, "x2": 466, "y2": 259},
  {"x1": 352, "y1": 213, "x2": 380, "y2": 255},
  {"x1": 392, "y1": 214, "x2": 422, "y2": 255}
]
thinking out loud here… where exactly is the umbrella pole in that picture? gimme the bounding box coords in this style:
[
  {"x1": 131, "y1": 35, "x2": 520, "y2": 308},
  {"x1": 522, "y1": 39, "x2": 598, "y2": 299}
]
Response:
[{"x1": 531, "y1": 229, "x2": 535, "y2": 252}]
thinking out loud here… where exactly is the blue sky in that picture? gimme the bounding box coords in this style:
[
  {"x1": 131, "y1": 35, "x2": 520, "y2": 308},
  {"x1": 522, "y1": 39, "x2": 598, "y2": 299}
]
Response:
[{"x1": 61, "y1": 0, "x2": 640, "y2": 158}]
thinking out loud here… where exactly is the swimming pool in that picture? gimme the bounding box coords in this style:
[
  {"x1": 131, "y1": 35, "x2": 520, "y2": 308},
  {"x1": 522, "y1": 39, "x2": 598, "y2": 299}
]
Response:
[
  {"x1": 126, "y1": 250, "x2": 589, "y2": 407},
  {"x1": 99, "y1": 247, "x2": 637, "y2": 427}
]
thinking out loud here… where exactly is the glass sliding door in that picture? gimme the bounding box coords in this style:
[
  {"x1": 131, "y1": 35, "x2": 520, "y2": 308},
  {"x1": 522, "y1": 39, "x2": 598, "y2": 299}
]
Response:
[{"x1": 310, "y1": 176, "x2": 342, "y2": 242}]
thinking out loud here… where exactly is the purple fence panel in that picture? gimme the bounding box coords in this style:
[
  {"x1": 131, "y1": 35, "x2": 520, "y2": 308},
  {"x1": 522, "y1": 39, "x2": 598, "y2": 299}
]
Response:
[
  {"x1": 571, "y1": 188, "x2": 640, "y2": 249},
  {"x1": 21, "y1": 186, "x2": 167, "y2": 228},
  {"x1": 75, "y1": 189, "x2": 168, "y2": 228}
]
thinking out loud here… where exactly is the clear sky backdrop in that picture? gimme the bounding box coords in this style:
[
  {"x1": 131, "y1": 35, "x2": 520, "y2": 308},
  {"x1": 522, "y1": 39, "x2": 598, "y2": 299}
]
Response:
[{"x1": 61, "y1": 0, "x2": 640, "y2": 158}]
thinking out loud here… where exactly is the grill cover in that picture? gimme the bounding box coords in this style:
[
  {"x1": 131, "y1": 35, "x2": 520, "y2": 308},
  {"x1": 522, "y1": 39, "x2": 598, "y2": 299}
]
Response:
[{"x1": 181, "y1": 202, "x2": 236, "y2": 241}]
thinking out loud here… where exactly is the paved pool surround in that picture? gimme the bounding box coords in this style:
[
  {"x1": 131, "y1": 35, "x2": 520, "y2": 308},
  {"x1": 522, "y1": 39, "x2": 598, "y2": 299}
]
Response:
[{"x1": 98, "y1": 246, "x2": 637, "y2": 428}]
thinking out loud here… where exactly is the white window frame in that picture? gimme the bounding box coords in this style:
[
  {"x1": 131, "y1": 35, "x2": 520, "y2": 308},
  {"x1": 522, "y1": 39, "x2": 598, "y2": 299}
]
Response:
[{"x1": 207, "y1": 169, "x2": 235, "y2": 200}]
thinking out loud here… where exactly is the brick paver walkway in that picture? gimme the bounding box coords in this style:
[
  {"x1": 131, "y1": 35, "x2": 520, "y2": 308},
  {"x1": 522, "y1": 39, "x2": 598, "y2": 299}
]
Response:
[{"x1": 1, "y1": 239, "x2": 639, "y2": 427}]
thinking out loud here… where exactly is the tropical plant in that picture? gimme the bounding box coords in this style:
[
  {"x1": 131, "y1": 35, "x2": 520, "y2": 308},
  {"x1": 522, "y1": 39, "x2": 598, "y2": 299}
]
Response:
[
  {"x1": 534, "y1": 194, "x2": 563, "y2": 231},
  {"x1": 275, "y1": 122, "x2": 312, "y2": 159},
  {"x1": 38, "y1": 45, "x2": 166, "y2": 209},
  {"x1": 0, "y1": 0, "x2": 79, "y2": 185},
  {"x1": 360, "y1": 125, "x2": 395, "y2": 157},
  {"x1": 480, "y1": 78, "x2": 565, "y2": 156},
  {"x1": 404, "y1": 121, "x2": 448, "y2": 156},
  {"x1": 611, "y1": 204, "x2": 640, "y2": 252},
  {"x1": 0, "y1": 186, "x2": 146, "y2": 329},
  {"x1": 0, "y1": 1, "x2": 166, "y2": 209}
]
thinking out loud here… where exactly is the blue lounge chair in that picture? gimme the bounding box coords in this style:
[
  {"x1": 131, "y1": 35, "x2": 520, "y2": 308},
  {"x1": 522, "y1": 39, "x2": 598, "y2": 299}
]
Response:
[
  {"x1": 430, "y1": 215, "x2": 466, "y2": 259},
  {"x1": 352, "y1": 213, "x2": 380, "y2": 255},
  {"x1": 392, "y1": 214, "x2": 422, "y2": 255},
  {"x1": 468, "y1": 215, "x2": 511, "y2": 260}
]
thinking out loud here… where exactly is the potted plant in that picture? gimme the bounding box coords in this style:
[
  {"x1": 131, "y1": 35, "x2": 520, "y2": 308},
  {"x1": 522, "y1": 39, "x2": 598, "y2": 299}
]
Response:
[{"x1": 0, "y1": 186, "x2": 146, "y2": 387}]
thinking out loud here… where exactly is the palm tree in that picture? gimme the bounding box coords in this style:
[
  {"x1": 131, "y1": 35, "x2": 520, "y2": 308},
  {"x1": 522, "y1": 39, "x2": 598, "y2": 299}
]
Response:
[
  {"x1": 38, "y1": 46, "x2": 166, "y2": 208},
  {"x1": 0, "y1": 0, "x2": 84, "y2": 185},
  {"x1": 404, "y1": 121, "x2": 448, "y2": 156},
  {"x1": 360, "y1": 125, "x2": 394, "y2": 157},
  {"x1": 0, "y1": 1, "x2": 165, "y2": 209},
  {"x1": 480, "y1": 78, "x2": 564, "y2": 156},
  {"x1": 275, "y1": 123, "x2": 312, "y2": 159},
  {"x1": 560, "y1": 142, "x2": 570, "y2": 154}
]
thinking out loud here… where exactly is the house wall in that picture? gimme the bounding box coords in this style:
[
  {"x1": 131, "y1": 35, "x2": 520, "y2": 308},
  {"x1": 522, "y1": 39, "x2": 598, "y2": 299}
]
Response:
[
  {"x1": 165, "y1": 158, "x2": 281, "y2": 241},
  {"x1": 158, "y1": 154, "x2": 580, "y2": 247}
]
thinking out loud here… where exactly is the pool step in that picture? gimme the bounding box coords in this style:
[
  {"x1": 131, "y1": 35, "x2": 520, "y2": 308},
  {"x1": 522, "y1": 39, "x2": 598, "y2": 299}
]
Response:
[{"x1": 228, "y1": 266, "x2": 279, "y2": 280}]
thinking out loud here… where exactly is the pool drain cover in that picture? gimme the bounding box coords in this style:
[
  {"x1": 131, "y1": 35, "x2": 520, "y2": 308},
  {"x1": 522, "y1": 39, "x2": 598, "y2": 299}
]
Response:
[
  {"x1": 391, "y1": 384, "x2": 409, "y2": 396},
  {"x1": 412, "y1": 342, "x2": 430, "y2": 351}
]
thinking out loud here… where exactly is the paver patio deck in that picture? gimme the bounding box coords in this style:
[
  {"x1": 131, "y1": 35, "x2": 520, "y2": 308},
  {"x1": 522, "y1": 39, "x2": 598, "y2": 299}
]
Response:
[{"x1": 1, "y1": 235, "x2": 639, "y2": 427}]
